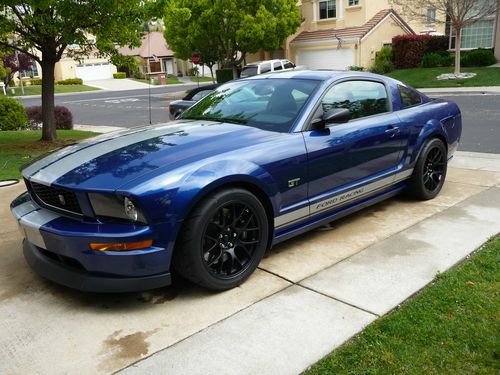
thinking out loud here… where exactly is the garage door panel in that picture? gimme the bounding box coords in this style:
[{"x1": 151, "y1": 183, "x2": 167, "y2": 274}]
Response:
[
  {"x1": 297, "y1": 48, "x2": 354, "y2": 70},
  {"x1": 75, "y1": 63, "x2": 113, "y2": 81}
]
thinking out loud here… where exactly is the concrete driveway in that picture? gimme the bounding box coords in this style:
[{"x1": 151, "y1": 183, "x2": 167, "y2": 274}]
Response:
[{"x1": 1, "y1": 152, "x2": 499, "y2": 374}]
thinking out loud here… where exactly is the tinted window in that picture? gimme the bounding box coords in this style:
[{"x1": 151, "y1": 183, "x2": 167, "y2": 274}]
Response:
[
  {"x1": 191, "y1": 89, "x2": 214, "y2": 101},
  {"x1": 283, "y1": 61, "x2": 294, "y2": 69},
  {"x1": 181, "y1": 79, "x2": 319, "y2": 133},
  {"x1": 273, "y1": 61, "x2": 283, "y2": 71},
  {"x1": 260, "y1": 63, "x2": 271, "y2": 74},
  {"x1": 398, "y1": 85, "x2": 422, "y2": 107},
  {"x1": 322, "y1": 80, "x2": 389, "y2": 120},
  {"x1": 240, "y1": 66, "x2": 258, "y2": 78}
]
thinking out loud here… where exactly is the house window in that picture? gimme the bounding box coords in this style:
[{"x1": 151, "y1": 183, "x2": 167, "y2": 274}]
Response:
[
  {"x1": 348, "y1": 0, "x2": 359, "y2": 6},
  {"x1": 427, "y1": 8, "x2": 436, "y2": 23},
  {"x1": 319, "y1": 0, "x2": 336, "y2": 19},
  {"x1": 450, "y1": 19, "x2": 495, "y2": 49}
]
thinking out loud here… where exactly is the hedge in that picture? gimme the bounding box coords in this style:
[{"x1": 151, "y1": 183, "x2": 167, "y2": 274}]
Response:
[
  {"x1": 0, "y1": 97, "x2": 29, "y2": 131},
  {"x1": 461, "y1": 49, "x2": 496, "y2": 67},
  {"x1": 113, "y1": 72, "x2": 126, "y2": 79},
  {"x1": 25, "y1": 106, "x2": 73, "y2": 130},
  {"x1": 216, "y1": 68, "x2": 234, "y2": 83},
  {"x1": 56, "y1": 78, "x2": 83, "y2": 85},
  {"x1": 392, "y1": 35, "x2": 449, "y2": 69}
]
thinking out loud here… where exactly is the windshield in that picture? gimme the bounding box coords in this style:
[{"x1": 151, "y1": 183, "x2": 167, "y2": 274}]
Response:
[
  {"x1": 180, "y1": 79, "x2": 320, "y2": 133},
  {"x1": 240, "y1": 66, "x2": 258, "y2": 78}
]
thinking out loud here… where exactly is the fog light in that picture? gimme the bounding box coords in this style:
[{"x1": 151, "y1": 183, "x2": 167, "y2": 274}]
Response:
[
  {"x1": 89, "y1": 240, "x2": 153, "y2": 252},
  {"x1": 124, "y1": 197, "x2": 138, "y2": 221}
]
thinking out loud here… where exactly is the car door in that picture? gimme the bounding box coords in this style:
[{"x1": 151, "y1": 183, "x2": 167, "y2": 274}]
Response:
[{"x1": 302, "y1": 79, "x2": 404, "y2": 213}]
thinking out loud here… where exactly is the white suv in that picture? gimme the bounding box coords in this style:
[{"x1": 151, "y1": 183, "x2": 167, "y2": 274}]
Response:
[{"x1": 240, "y1": 59, "x2": 296, "y2": 78}]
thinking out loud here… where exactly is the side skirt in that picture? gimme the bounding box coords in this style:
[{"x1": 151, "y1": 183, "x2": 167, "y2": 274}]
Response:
[{"x1": 272, "y1": 183, "x2": 405, "y2": 246}]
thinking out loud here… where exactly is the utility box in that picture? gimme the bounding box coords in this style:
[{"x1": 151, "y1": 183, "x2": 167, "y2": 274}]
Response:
[{"x1": 158, "y1": 74, "x2": 166, "y2": 85}]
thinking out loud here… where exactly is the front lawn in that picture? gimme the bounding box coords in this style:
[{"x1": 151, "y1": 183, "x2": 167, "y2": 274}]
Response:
[
  {"x1": 6, "y1": 84, "x2": 100, "y2": 96},
  {"x1": 0, "y1": 130, "x2": 98, "y2": 180},
  {"x1": 132, "y1": 76, "x2": 181, "y2": 85},
  {"x1": 306, "y1": 235, "x2": 500, "y2": 375},
  {"x1": 386, "y1": 67, "x2": 500, "y2": 88},
  {"x1": 188, "y1": 76, "x2": 215, "y2": 83}
]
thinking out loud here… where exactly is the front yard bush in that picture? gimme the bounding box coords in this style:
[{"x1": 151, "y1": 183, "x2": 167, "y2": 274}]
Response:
[
  {"x1": 460, "y1": 49, "x2": 496, "y2": 67},
  {"x1": 392, "y1": 35, "x2": 449, "y2": 69},
  {"x1": 26, "y1": 106, "x2": 73, "y2": 130},
  {"x1": 55, "y1": 78, "x2": 83, "y2": 85},
  {"x1": 30, "y1": 78, "x2": 43, "y2": 85},
  {"x1": 348, "y1": 66, "x2": 364, "y2": 71},
  {"x1": 370, "y1": 47, "x2": 394, "y2": 74},
  {"x1": 422, "y1": 52, "x2": 454, "y2": 68},
  {"x1": 216, "y1": 68, "x2": 234, "y2": 83},
  {"x1": 0, "y1": 97, "x2": 29, "y2": 130},
  {"x1": 113, "y1": 72, "x2": 126, "y2": 79}
]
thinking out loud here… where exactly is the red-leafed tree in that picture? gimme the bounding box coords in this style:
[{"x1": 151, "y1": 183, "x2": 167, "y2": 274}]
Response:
[{"x1": 2, "y1": 52, "x2": 32, "y2": 88}]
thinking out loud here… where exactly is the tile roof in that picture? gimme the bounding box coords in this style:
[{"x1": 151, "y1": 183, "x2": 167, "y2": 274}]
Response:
[
  {"x1": 292, "y1": 9, "x2": 414, "y2": 44},
  {"x1": 118, "y1": 32, "x2": 174, "y2": 58}
]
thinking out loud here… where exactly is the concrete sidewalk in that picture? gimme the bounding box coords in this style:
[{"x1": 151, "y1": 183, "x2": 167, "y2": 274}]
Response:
[
  {"x1": 421, "y1": 86, "x2": 500, "y2": 94},
  {"x1": 0, "y1": 152, "x2": 499, "y2": 374}
]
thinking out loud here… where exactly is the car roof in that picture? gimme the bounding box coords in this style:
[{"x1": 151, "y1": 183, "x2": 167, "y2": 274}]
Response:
[
  {"x1": 243, "y1": 59, "x2": 288, "y2": 67},
  {"x1": 242, "y1": 69, "x2": 393, "y2": 82}
]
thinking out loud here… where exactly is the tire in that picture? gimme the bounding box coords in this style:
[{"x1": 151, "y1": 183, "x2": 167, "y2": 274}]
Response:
[
  {"x1": 407, "y1": 138, "x2": 447, "y2": 200},
  {"x1": 173, "y1": 188, "x2": 269, "y2": 290}
]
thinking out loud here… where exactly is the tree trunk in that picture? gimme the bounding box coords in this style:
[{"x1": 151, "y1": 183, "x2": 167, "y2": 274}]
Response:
[
  {"x1": 41, "y1": 55, "x2": 57, "y2": 141},
  {"x1": 232, "y1": 63, "x2": 238, "y2": 80},
  {"x1": 454, "y1": 27, "x2": 462, "y2": 76},
  {"x1": 208, "y1": 65, "x2": 215, "y2": 83}
]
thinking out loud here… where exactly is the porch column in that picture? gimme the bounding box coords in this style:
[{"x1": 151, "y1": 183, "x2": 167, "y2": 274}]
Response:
[
  {"x1": 338, "y1": 0, "x2": 344, "y2": 19},
  {"x1": 312, "y1": 0, "x2": 318, "y2": 23}
]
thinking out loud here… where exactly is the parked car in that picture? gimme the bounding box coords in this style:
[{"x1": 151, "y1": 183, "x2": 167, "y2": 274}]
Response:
[
  {"x1": 168, "y1": 83, "x2": 220, "y2": 120},
  {"x1": 240, "y1": 59, "x2": 296, "y2": 78},
  {"x1": 11, "y1": 70, "x2": 461, "y2": 293}
]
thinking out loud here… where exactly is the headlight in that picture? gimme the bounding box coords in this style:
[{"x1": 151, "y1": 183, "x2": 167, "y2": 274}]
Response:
[{"x1": 88, "y1": 193, "x2": 147, "y2": 224}]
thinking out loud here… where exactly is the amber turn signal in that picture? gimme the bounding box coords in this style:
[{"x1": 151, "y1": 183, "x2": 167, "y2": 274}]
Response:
[{"x1": 89, "y1": 240, "x2": 153, "y2": 252}]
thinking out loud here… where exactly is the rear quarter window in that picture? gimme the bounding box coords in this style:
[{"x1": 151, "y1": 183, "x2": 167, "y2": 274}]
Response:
[{"x1": 398, "y1": 85, "x2": 422, "y2": 107}]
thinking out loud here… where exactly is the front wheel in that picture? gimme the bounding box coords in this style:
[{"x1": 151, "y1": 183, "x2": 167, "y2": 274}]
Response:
[
  {"x1": 407, "y1": 138, "x2": 447, "y2": 200},
  {"x1": 173, "y1": 188, "x2": 269, "y2": 290}
]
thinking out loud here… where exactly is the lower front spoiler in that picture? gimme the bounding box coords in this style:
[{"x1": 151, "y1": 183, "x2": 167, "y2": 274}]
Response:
[{"x1": 23, "y1": 240, "x2": 172, "y2": 293}]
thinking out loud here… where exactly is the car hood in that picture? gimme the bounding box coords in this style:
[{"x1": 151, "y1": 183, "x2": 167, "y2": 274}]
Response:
[{"x1": 23, "y1": 120, "x2": 279, "y2": 191}]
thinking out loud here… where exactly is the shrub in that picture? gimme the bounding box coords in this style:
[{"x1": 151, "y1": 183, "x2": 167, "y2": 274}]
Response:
[
  {"x1": 392, "y1": 35, "x2": 449, "y2": 69},
  {"x1": 370, "y1": 47, "x2": 394, "y2": 74},
  {"x1": 461, "y1": 49, "x2": 496, "y2": 67},
  {"x1": 56, "y1": 78, "x2": 83, "y2": 85},
  {"x1": 348, "y1": 66, "x2": 364, "y2": 71},
  {"x1": 31, "y1": 78, "x2": 43, "y2": 85},
  {"x1": 0, "y1": 97, "x2": 29, "y2": 130},
  {"x1": 216, "y1": 68, "x2": 233, "y2": 83},
  {"x1": 113, "y1": 72, "x2": 126, "y2": 79},
  {"x1": 422, "y1": 53, "x2": 443, "y2": 68},
  {"x1": 25, "y1": 106, "x2": 73, "y2": 130},
  {"x1": 188, "y1": 66, "x2": 199, "y2": 76}
]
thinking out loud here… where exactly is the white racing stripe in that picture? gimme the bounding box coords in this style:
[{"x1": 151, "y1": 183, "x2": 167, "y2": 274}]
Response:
[
  {"x1": 26, "y1": 123, "x2": 192, "y2": 185},
  {"x1": 274, "y1": 168, "x2": 413, "y2": 229}
]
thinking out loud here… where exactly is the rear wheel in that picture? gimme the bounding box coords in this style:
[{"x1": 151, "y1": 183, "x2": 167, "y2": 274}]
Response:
[
  {"x1": 407, "y1": 138, "x2": 447, "y2": 200},
  {"x1": 173, "y1": 188, "x2": 268, "y2": 290}
]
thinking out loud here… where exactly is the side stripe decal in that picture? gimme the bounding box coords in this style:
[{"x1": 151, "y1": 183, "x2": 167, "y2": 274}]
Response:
[{"x1": 274, "y1": 168, "x2": 413, "y2": 229}]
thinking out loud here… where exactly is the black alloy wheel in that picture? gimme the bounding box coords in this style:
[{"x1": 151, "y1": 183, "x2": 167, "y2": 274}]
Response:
[
  {"x1": 174, "y1": 188, "x2": 268, "y2": 290},
  {"x1": 407, "y1": 138, "x2": 448, "y2": 200}
]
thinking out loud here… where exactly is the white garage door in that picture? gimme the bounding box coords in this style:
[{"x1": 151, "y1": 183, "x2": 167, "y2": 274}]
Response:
[
  {"x1": 75, "y1": 63, "x2": 113, "y2": 81},
  {"x1": 297, "y1": 48, "x2": 354, "y2": 70}
]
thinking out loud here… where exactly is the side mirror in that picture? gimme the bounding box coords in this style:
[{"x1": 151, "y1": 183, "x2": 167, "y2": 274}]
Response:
[
  {"x1": 311, "y1": 108, "x2": 351, "y2": 130},
  {"x1": 323, "y1": 108, "x2": 351, "y2": 124}
]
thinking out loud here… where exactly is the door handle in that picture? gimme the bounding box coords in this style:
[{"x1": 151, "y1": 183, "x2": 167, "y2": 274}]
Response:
[{"x1": 385, "y1": 126, "x2": 400, "y2": 137}]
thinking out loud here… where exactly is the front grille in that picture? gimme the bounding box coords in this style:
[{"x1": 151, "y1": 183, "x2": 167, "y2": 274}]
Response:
[{"x1": 30, "y1": 181, "x2": 82, "y2": 215}]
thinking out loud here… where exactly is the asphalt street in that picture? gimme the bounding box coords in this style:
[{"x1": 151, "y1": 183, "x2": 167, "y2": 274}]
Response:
[
  {"x1": 18, "y1": 84, "x2": 202, "y2": 127},
  {"x1": 17, "y1": 88, "x2": 500, "y2": 153}
]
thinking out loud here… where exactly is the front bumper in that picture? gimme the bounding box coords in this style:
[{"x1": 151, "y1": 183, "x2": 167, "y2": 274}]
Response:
[
  {"x1": 23, "y1": 240, "x2": 171, "y2": 292},
  {"x1": 11, "y1": 191, "x2": 173, "y2": 292}
]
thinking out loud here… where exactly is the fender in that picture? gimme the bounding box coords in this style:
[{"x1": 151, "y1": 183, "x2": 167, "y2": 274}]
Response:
[{"x1": 410, "y1": 119, "x2": 448, "y2": 166}]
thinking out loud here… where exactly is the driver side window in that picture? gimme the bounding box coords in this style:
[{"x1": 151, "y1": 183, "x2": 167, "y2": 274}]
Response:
[{"x1": 322, "y1": 80, "x2": 389, "y2": 120}]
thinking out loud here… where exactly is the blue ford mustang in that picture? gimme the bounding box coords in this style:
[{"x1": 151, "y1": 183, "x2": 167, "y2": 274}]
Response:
[{"x1": 11, "y1": 71, "x2": 461, "y2": 292}]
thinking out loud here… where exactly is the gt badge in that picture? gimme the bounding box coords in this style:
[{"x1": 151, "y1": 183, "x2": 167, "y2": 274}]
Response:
[{"x1": 288, "y1": 178, "x2": 301, "y2": 188}]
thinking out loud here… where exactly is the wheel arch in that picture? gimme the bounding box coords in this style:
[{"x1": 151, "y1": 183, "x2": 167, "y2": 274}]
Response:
[{"x1": 412, "y1": 122, "x2": 449, "y2": 166}]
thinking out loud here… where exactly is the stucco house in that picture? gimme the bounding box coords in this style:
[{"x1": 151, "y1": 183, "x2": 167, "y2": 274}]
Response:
[
  {"x1": 248, "y1": 0, "x2": 452, "y2": 70},
  {"x1": 118, "y1": 32, "x2": 190, "y2": 77}
]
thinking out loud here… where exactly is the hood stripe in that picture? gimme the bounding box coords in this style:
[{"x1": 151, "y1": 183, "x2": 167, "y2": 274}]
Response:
[{"x1": 27, "y1": 123, "x2": 190, "y2": 185}]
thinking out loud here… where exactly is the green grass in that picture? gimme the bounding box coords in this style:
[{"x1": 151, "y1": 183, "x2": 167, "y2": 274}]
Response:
[
  {"x1": 188, "y1": 76, "x2": 215, "y2": 83},
  {"x1": 6, "y1": 84, "x2": 100, "y2": 96},
  {"x1": 132, "y1": 76, "x2": 181, "y2": 85},
  {"x1": 0, "y1": 130, "x2": 98, "y2": 180},
  {"x1": 386, "y1": 67, "x2": 500, "y2": 88},
  {"x1": 306, "y1": 236, "x2": 500, "y2": 375}
]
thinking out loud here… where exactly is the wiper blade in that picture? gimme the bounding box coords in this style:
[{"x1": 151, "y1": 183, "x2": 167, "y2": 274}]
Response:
[{"x1": 182, "y1": 116, "x2": 247, "y2": 124}]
